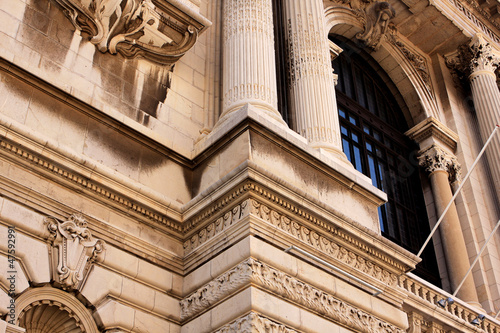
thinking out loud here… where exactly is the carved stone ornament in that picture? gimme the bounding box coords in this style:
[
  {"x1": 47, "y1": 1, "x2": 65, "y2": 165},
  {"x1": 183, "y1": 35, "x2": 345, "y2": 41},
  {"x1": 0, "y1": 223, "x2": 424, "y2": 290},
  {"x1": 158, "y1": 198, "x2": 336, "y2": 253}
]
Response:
[
  {"x1": 46, "y1": 214, "x2": 106, "y2": 291},
  {"x1": 446, "y1": 34, "x2": 500, "y2": 84},
  {"x1": 213, "y1": 312, "x2": 298, "y2": 333},
  {"x1": 418, "y1": 145, "x2": 461, "y2": 180},
  {"x1": 356, "y1": 1, "x2": 396, "y2": 50},
  {"x1": 469, "y1": 33, "x2": 500, "y2": 75},
  {"x1": 55, "y1": 0, "x2": 210, "y2": 66},
  {"x1": 181, "y1": 258, "x2": 405, "y2": 333}
]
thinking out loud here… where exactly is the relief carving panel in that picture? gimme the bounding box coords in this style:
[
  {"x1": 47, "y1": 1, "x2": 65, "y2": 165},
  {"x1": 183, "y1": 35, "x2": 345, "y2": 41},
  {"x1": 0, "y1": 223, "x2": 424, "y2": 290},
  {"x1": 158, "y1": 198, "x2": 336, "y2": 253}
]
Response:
[{"x1": 181, "y1": 258, "x2": 405, "y2": 333}]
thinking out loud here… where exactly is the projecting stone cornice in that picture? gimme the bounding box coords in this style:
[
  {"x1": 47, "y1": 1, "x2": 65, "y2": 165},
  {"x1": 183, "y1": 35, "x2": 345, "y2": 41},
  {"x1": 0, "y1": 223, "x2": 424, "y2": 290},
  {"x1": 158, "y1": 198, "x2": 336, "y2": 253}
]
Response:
[
  {"x1": 55, "y1": 0, "x2": 211, "y2": 66},
  {"x1": 429, "y1": 0, "x2": 500, "y2": 46},
  {"x1": 405, "y1": 117, "x2": 459, "y2": 153}
]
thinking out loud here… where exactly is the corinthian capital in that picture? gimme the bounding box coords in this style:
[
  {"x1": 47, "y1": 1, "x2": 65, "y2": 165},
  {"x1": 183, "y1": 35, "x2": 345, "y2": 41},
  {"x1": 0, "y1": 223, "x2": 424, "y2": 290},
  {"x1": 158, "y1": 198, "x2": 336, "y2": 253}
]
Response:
[
  {"x1": 418, "y1": 145, "x2": 460, "y2": 177},
  {"x1": 469, "y1": 33, "x2": 500, "y2": 75}
]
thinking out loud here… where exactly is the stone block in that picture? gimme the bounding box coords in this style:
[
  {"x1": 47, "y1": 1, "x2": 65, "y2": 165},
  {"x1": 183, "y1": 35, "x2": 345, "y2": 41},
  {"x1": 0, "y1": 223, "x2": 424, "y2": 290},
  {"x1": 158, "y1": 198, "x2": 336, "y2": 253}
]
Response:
[
  {"x1": 95, "y1": 300, "x2": 135, "y2": 331},
  {"x1": 0, "y1": 10, "x2": 20, "y2": 39},
  {"x1": 81, "y1": 266, "x2": 123, "y2": 305},
  {"x1": 153, "y1": 291, "x2": 180, "y2": 318}
]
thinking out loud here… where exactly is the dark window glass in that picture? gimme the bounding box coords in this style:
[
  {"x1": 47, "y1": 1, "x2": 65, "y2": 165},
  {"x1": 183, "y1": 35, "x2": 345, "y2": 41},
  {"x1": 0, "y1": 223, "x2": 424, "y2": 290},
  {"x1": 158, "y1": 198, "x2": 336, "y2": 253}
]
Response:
[{"x1": 331, "y1": 38, "x2": 440, "y2": 286}]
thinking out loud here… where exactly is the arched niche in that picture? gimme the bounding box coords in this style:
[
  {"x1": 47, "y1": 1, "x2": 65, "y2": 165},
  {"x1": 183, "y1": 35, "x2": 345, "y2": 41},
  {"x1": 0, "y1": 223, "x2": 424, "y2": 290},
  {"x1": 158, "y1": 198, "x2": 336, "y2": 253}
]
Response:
[
  {"x1": 14, "y1": 287, "x2": 99, "y2": 333},
  {"x1": 324, "y1": 5, "x2": 442, "y2": 128}
]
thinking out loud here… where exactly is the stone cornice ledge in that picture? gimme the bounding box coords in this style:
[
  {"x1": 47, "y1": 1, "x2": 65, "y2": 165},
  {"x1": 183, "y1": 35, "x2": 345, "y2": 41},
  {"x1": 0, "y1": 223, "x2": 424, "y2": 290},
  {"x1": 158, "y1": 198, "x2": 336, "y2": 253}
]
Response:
[
  {"x1": 0, "y1": 116, "x2": 183, "y2": 232},
  {"x1": 429, "y1": 0, "x2": 500, "y2": 46},
  {"x1": 180, "y1": 258, "x2": 406, "y2": 332},
  {"x1": 405, "y1": 116, "x2": 459, "y2": 152},
  {"x1": 182, "y1": 162, "x2": 419, "y2": 275},
  {"x1": 193, "y1": 104, "x2": 387, "y2": 205}
]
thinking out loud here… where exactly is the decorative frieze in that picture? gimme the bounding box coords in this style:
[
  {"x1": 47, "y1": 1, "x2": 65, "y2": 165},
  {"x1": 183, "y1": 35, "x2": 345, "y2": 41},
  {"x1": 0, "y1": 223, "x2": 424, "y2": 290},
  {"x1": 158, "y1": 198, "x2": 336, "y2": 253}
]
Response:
[
  {"x1": 183, "y1": 200, "x2": 250, "y2": 254},
  {"x1": 213, "y1": 312, "x2": 299, "y2": 333},
  {"x1": 181, "y1": 258, "x2": 405, "y2": 333},
  {"x1": 54, "y1": 0, "x2": 209, "y2": 66},
  {"x1": 444, "y1": 0, "x2": 500, "y2": 44},
  {"x1": 249, "y1": 199, "x2": 399, "y2": 286},
  {"x1": 45, "y1": 214, "x2": 106, "y2": 291}
]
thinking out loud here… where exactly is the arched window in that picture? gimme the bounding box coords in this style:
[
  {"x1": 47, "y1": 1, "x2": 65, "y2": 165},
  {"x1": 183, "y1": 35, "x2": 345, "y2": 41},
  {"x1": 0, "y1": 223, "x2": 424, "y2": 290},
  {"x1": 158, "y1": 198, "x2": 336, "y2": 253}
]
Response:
[{"x1": 331, "y1": 38, "x2": 440, "y2": 285}]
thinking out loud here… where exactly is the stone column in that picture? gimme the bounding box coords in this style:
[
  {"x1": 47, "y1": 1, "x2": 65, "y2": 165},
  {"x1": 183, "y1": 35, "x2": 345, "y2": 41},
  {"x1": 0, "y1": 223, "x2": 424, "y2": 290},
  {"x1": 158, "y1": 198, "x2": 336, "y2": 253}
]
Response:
[
  {"x1": 419, "y1": 145, "x2": 479, "y2": 305},
  {"x1": 468, "y1": 33, "x2": 500, "y2": 198},
  {"x1": 283, "y1": 0, "x2": 344, "y2": 158},
  {"x1": 220, "y1": 0, "x2": 284, "y2": 124}
]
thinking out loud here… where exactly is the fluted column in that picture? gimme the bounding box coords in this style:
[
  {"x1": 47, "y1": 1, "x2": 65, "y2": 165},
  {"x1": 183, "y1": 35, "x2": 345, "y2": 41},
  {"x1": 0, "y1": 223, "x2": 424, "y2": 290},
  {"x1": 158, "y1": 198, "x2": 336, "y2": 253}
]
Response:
[
  {"x1": 419, "y1": 146, "x2": 479, "y2": 305},
  {"x1": 220, "y1": 0, "x2": 284, "y2": 124},
  {"x1": 283, "y1": 0, "x2": 344, "y2": 158},
  {"x1": 468, "y1": 33, "x2": 500, "y2": 199}
]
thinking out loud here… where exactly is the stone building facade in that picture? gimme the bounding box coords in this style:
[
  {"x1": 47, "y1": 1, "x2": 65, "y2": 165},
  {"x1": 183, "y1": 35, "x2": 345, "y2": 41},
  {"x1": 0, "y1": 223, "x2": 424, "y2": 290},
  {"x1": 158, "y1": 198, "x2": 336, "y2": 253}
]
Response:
[{"x1": 0, "y1": 0, "x2": 500, "y2": 332}]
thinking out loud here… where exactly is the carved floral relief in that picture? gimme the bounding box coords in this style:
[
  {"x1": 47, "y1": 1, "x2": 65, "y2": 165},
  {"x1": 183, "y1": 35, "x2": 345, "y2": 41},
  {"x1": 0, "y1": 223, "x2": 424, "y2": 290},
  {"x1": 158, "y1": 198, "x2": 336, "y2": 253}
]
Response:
[{"x1": 181, "y1": 258, "x2": 405, "y2": 333}]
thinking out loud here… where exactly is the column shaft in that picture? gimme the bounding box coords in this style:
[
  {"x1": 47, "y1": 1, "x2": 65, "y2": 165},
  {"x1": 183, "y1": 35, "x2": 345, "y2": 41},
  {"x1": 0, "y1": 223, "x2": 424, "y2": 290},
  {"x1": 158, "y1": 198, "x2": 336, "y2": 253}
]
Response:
[
  {"x1": 428, "y1": 170, "x2": 479, "y2": 304},
  {"x1": 419, "y1": 146, "x2": 479, "y2": 305},
  {"x1": 221, "y1": 0, "x2": 282, "y2": 122},
  {"x1": 283, "y1": 0, "x2": 343, "y2": 157},
  {"x1": 469, "y1": 72, "x2": 500, "y2": 199},
  {"x1": 468, "y1": 33, "x2": 500, "y2": 200}
]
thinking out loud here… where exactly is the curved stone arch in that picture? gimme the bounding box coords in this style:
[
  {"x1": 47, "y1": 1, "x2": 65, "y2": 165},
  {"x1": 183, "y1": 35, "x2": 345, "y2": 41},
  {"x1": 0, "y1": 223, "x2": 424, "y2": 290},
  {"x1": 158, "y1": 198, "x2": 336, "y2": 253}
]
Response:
[
  {"x1": 324, "y1": 5, "x2": 442, "y2": 127},
  {"x1": 14, "y1": 287, "x2": 99, "y2": 333}
]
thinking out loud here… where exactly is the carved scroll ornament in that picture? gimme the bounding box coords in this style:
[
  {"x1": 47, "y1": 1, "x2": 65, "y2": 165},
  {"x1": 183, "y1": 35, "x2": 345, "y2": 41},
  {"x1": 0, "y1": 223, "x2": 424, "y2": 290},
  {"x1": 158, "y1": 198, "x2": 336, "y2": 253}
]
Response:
[
  {"x1": 46, "y1": 214, "x2": 106, "y2": 291},
  {"x1": 55, "y1": 0, "x2": 209, "y2": 65}
]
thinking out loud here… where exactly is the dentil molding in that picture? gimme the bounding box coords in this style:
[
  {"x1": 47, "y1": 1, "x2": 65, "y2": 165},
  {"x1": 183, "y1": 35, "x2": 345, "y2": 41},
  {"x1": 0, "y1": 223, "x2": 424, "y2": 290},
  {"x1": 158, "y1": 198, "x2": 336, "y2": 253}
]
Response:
[
  {"x1": 181, "y1": 258, "x2": 405, "y2": 333},
  {"x1": 55, "y1": 0, "x2": 210, "y2": 66}
]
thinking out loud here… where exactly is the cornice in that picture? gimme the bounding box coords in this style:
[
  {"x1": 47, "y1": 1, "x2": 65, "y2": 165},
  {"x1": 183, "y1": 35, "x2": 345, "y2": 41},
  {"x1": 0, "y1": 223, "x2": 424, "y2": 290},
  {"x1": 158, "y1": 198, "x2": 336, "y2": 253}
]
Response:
[
  {"x1": 181, "y1": 258, "x2": 406, "y2": 332},
  {"x1": 405, "y1": 117, "x2": 459, "y2": 152},
  {"x1": 430, "y1": 0, "x2": 500, "y2": 45},
  {"x1": 184, "y1": 181, "x2": 416, "y2": 275},
  {"x1": 0, "y1": 138, "x2": 183, "y2": 233}
]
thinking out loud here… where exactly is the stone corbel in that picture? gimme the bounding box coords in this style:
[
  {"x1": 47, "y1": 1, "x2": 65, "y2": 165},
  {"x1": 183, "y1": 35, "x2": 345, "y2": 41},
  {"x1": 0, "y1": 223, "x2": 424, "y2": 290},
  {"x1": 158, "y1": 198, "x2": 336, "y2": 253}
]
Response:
[
  {"x1": 55, "y1": 0, "x2": 210, "y2": 66},
  {"x1": 45, "y1": 214, "x2": 106, "y2": 291},
  {"x1": 356, "y1": 1, "x2": 396, "y2": 50}
]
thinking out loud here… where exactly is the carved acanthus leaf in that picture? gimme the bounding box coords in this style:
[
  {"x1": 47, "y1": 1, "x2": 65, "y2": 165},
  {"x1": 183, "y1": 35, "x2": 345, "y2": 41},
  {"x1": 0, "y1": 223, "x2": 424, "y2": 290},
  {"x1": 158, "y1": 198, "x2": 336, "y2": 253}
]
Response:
[
  {"x1": 46, "y1": 214, "x2": 106, "y2": 291},
  {"x1": 418, "y1": 145, "x2": 461, "y2": 179},
  {"x1": 181, "y1": 258, "x2": 405, "y2": 333},
  {"x1": 54, "y1": 0, "x2": 209, "y2": 65}
]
